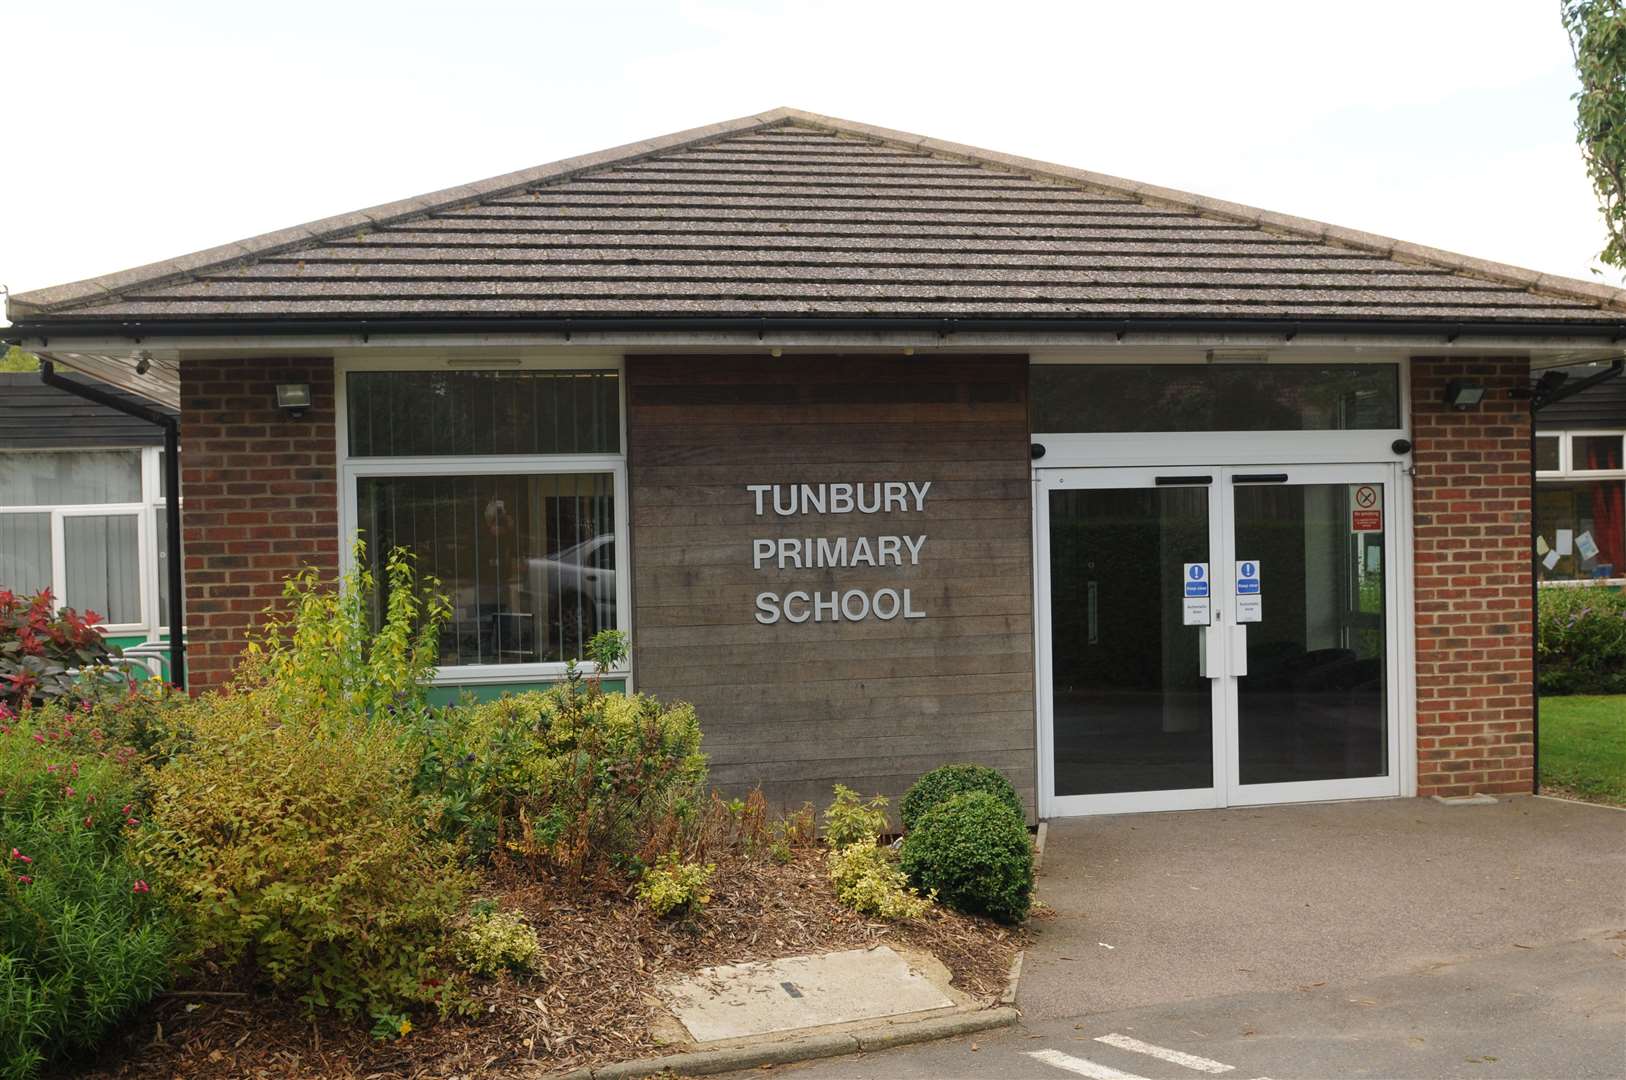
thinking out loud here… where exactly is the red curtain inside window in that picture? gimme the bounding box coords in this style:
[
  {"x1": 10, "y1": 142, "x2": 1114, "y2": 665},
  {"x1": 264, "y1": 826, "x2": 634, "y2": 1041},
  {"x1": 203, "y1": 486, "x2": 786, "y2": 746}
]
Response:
[{"x1": 1587, "y1": 441, "x2": 1626, "y2": 572}]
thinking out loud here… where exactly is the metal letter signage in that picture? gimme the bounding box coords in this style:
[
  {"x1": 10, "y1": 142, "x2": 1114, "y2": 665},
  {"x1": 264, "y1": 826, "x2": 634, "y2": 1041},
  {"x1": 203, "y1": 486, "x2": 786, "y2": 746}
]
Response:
[
  {"x1": 749, "y1": 481, "x2": 930, "y2": 625},
  {"x1": 1235, "y1": 559, "x2": 1262, "y2": 623}
]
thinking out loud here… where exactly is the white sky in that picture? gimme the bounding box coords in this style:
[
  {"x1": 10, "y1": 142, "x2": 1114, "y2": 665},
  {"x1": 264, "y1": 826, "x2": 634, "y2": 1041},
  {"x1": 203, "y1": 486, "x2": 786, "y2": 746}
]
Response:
[{"x1": 2, "y1": 0, "x2": 1618, "y2": 307}]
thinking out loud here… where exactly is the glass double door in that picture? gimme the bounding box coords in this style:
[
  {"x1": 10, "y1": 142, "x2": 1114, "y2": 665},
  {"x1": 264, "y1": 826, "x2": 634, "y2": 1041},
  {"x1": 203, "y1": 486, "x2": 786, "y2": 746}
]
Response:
[{"x1": 1037, "y1": 464, "x2": 1401, "y2": 815}]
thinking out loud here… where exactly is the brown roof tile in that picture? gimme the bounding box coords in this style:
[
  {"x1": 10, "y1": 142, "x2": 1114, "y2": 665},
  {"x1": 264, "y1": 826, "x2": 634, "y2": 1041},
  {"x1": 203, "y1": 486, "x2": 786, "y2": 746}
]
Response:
[{"x1": 9, "y1": 107, "x2": 1625, "y2": 326}]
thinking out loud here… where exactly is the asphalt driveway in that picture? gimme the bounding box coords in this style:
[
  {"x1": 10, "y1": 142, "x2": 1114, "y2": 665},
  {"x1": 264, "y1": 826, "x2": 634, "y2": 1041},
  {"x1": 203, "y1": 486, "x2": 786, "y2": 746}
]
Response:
[{"x1": 1022, "y1": 795, "x2": 1626, "y2": 1019}]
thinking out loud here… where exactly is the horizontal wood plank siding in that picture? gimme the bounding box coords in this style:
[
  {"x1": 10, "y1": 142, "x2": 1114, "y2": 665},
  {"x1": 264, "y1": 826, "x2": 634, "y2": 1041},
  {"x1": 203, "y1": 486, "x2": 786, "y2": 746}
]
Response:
[{"x1": 627, "y1": 354, "x2": 1036, "y2": 819}]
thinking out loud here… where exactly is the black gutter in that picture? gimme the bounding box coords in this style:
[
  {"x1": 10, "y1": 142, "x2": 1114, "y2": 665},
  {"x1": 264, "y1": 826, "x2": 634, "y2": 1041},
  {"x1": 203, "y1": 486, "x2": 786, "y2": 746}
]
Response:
[
  {"x1": 38, "y1": 361, "x2": 185, "y2": 691},
  {"x1": 1527, "y1": 357, "x2": 1625, "y2": 795},
  {"x1": 6, "y1": 314, "x2": 1626, "y2": 343}
]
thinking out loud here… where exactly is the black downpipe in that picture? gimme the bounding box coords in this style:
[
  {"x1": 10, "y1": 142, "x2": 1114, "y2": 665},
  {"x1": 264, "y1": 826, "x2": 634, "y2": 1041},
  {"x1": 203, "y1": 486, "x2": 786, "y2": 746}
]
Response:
[{"x1": 38, "y1": 361, "x2": 185, "y2": 690}]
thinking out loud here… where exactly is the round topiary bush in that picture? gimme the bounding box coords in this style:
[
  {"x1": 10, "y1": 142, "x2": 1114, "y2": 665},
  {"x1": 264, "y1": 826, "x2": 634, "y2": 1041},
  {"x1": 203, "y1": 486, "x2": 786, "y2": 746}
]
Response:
[
  {"x1": 900, "y1": 763, "x2": 1024, "y2": 832},
  {"x1": 899, "y1": 790, "x2": 1033, "y2": 925}
]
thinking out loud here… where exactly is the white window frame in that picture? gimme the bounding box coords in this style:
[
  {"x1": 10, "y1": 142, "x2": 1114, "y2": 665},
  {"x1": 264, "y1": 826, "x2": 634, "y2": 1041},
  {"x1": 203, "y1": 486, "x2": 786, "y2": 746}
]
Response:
[
  {"x1": 0, "y1": 446, "x2": 169, "y2": 635},
  {"x1": 1535, "y1": 426, "x2": 1626, "y2": 585},
  {"x1": 334, "y1": 354, "x2": 632, "y2": 687}
]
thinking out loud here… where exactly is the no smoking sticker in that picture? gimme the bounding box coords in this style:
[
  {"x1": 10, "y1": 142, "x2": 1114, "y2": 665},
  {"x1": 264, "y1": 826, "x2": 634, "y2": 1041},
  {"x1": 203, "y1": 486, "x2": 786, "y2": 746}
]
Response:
[{"x1": 1350, "y1": 484, "x2": 1383, "y2": 533}]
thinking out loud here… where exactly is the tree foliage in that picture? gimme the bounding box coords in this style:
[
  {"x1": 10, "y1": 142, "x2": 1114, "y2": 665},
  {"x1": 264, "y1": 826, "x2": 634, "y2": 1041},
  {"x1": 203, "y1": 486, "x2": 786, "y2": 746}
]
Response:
[
  {"x1": 1565, "y1": 0, "x2": 1626, "y2": 269},
  {"x1": 0, "y1": 347, "x2": 37, "y2": 373}
]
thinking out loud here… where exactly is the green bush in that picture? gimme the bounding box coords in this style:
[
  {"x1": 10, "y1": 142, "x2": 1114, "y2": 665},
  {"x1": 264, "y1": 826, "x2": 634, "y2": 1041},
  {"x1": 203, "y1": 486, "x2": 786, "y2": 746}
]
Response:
[
  {"x1": 414, "y1": 681, "x2": 706, "y2": 881},
  {"x1": 1538, "y1": 585, "x2": 1626, "y2": 695},
  {"x1": 137, "y1": 688, "x2": 475, "y2": 1022},
  {"x1": 453, "y1": 907, "x2": 542, "y2": 977},
  {"x1": 637, "y1": 853, "x2": 715, "y2": 918},
  {"x1": 900, "y1": 764, "x2": 1025, "y2": 832},
  {"x1": 239, "y1": 541, "x2": 449, "y2": 726},
  {"x1": 0, "y1": 707, "x2": 176, "y2": 1080},
  {"x1": 899, "y1": 791, "x2": 1033, "y2": 925},
  {"x1": 822, "y1": 785, "x2": 889, "y2": 848},
  {"x1": 828, "y1": 842, "x2": 931, "y2": 920}
]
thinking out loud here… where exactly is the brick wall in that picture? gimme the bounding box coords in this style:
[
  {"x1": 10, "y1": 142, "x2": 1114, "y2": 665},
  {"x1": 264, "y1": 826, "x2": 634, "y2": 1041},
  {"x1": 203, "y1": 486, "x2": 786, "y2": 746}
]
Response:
[
  {"x1": 180, "y1": 358, "x2": 339, "y2": 689},
  {"x1": 1410, "y1": 356, "x2": 1534, "y2": 796}
]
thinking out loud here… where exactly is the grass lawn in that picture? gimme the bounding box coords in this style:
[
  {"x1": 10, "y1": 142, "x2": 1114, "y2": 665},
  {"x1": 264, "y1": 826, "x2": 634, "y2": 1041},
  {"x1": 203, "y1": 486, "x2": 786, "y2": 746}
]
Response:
[{"x1": 1540, "y1": 694, "x2": 1626, "y2": 806}]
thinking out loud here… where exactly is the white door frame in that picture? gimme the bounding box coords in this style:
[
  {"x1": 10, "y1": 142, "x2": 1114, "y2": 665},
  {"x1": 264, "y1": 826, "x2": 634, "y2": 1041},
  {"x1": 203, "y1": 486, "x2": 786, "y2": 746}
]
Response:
[{"x1": 1034, "y1": 457, "x2": 1414, "y2": 818}]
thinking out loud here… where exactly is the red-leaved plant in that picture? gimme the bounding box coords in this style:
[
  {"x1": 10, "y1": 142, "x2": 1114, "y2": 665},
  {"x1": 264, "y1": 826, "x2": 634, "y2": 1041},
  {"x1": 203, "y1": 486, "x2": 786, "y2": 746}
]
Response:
[{"x1": 0, "y1": 589, "x2": 122, "y2": 709}]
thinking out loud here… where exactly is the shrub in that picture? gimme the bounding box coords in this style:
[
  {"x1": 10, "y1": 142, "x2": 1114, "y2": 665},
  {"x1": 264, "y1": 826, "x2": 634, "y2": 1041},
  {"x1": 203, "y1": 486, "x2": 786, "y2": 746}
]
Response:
[
  {"x1": 900, "y1": 764, "x2": 1025, "y2": 832},
  {"x1": 238, "y1": 542, "x2": 449, "y2": 726},
  {"x1": 414, "y1": 683, "x2": 706, "y2": 881},
  {"x1": 1538, "y1": 584, "x2": 1626, "y2": 695},
  {"x1": 822, "y1": 785, "x2": 889, "y2": 848},
  {"x1": 0, "y1": 589, "x2": 121, "y2": 711},
  {"x1": 453, "y1": 908, "x2": 542, "y2": 977},
  {"x1": 900, "y1": 791, "x2": 1033, "y2": 925},
  {"x1": 637, "y1": 853, "x2": 715, "y2": 918},
  {"x1": 137, "y1": 687, "x2": 475, "y2": 1022},
  {"x1": 0, "y1": 708, "x2": 176, "y2": 1080},
  {"x1": 828, "y1": 842, "x2": 931, "y2": 920}
]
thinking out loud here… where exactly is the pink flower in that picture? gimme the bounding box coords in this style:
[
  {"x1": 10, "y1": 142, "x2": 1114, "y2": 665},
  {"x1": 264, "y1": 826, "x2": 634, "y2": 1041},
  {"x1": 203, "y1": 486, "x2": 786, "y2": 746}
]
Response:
[
  {"x1": 30, "y1": 733, "x2": 43, "y2": 744},
  {"x1": 69, "y1": 762, "x2": 79, "y2": 777},
  {"x1": 16, "y1": 875, "x2": 31, "y2": 886},
  {"x1": 132, "y1": 880, "x2": 150, "y2": 894},
  {"x1": 126, "y1": 817, "x2": 140, "y2": 827},
  {"x1": 45, "y1": 763, "x2": 57, "y2": 773},
  {"x1": 121, "y1": 804, "x2": 132, "y2": 815},
  {"x1": 63, "y1": 786, "x2": 75, "y2": 799},
  {"x1": 84, "y1": 815, "x2": 94, "y2": 828},
  {"x1": 9, "y1": 849, "x2": 30, "y2": 864}
]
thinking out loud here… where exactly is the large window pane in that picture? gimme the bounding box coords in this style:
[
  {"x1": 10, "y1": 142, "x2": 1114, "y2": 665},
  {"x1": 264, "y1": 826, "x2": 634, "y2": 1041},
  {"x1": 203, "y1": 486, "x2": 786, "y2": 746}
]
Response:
[
  {"x1": 1537, "y1": 480, "x2": 1625, "y2": 580},
  {"x1": 358, "y1": 473, "x2": 616, "y2": 665},
  {"x1": 1048, "y1": 486, "x2": 1213, "y2": 796},
  {"x1": 1535, "y1": 436, "x2": 1561, "y2": 472},
  {"x1": 1032, "y1": 364, "x2": 1400, "y2": 433},
  {"x1": 0, "y1": 451, "x2": 141, "y2": 506},
  {"x1": 155, "y1": 509, "x2": 172, "y2": 627},
  {"x1": 0, "y1": 513, "x2": 52, "y2": 595},
  {"x1": 1233, "y1": 484, "x2": 1387, "y2": 785},
  {"x1": 64, "y1": 514, "x2": 141, "y2": 624},
  {"x1": 348, "y1": 371, "x2": 620, "y2": 457}
]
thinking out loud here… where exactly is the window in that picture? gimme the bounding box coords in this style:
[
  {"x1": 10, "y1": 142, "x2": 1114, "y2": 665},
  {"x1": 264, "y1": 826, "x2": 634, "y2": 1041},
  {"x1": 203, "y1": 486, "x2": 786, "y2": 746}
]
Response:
[
  {"x1": 341, "y1": 365, "x2": 627, "y2": 678},
  {"x1": 1031, "y1": 364, "x2": 1401, "y2": 433},
  {"x1": 0, "y1": 449, "x2": 174, "y2": 631},
  {"x1": 1537, "y1": 431, "x2": 1626, "y2": 582}
]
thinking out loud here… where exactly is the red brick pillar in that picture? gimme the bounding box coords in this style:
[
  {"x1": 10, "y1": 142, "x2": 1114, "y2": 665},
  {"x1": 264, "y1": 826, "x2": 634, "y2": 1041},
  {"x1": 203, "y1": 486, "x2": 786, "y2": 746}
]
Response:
[
  {"x1": 179, "y1": 358, "x2": 340, "y2": 690},
  {"x1": 1409, "y1": 357, "x2": 1534, "y2": 796}
]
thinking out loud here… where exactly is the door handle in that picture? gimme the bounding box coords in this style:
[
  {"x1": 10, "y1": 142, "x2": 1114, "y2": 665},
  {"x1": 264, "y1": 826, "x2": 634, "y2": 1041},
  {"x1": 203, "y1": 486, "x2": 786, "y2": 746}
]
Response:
[
  {"x1": 1198, "y1": 624, "x2": 1224, "y2": 678},
  {"x1": 1231, "y1": 624, "x2": 1249, "y2": 677}
]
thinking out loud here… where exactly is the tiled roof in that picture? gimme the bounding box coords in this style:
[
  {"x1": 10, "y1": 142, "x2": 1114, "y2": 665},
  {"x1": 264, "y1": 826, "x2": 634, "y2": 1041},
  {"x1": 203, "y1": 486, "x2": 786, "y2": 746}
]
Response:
[
  {"x1": 0, "y1": 372, "x2": 175, "y2": 449},
  {"x1": 10, "y1": 108, "x2": 1626, "y2": 327}
]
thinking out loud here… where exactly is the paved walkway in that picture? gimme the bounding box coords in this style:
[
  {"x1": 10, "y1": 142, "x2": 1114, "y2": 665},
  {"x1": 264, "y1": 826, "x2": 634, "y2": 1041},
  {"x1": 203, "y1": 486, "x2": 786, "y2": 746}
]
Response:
[
  {"x1": 748, "y1": 796, "x2": 1626, "y2": 1079},
  {"x1": 1021, "y1": 795, "x2": 1626, "y2": 1020}
]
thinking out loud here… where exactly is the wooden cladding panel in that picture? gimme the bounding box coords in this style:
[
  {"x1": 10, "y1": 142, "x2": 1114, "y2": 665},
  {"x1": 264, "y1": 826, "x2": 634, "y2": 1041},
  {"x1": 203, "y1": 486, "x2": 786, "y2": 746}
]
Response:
[{"x1": 627, "y1": 354, "x2": 1036, "y2": 818}]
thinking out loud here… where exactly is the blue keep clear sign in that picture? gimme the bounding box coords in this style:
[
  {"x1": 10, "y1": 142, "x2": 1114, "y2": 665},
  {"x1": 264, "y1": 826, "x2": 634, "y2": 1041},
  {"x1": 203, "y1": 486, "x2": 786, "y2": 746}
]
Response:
[
  {"x1": 1236, "y1": 560, "x2": 1261, "y2": 595},
  {"x1": 1183, "y1": 563, "x2": 1209, "y2": 597}
]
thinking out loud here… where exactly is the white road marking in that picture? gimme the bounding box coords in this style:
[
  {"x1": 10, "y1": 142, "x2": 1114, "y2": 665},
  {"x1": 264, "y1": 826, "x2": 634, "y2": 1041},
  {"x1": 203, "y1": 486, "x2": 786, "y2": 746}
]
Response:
[
  {"x1": 1095, "y1": 1033, "x2": 1236, "y2": 1074},
  {"x1": 1026, "y1": 1049, "x2": 1150, "y2": 1079}
]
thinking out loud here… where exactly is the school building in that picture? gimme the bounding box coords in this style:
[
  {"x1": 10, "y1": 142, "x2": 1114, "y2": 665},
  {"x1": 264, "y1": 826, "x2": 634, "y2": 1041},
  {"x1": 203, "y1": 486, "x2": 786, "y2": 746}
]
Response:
[{"x1": 7, "y1": 108, "x2": 1624, "y2": 818}]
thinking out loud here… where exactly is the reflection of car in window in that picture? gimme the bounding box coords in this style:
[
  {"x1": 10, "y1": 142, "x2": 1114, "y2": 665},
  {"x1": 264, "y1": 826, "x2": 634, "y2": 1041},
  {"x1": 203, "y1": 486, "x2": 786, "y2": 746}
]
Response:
[{"x1": 520, "y1": 534, "x2": 617, "y2": 658}]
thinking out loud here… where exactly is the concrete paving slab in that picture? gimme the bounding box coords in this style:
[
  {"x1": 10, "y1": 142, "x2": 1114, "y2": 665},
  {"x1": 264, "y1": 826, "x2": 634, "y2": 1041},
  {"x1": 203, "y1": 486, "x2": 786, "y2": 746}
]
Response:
[
  {"x1": 660, "y1": 946, "x2": 956, "y2": 1043},
  {"x1": 1019, "y1": 796, "x2": 1626, "y2": 1021}
]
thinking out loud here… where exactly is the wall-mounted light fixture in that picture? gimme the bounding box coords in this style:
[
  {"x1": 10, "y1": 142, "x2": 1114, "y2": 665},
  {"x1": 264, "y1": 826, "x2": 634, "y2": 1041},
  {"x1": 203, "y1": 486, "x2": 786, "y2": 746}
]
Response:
[
  {"x1": 276, "y1": 383, "x2": 312, "y2": 419},
  {"x1": 1443, "y1": 379, "x2": 1486, "y2": 411}
]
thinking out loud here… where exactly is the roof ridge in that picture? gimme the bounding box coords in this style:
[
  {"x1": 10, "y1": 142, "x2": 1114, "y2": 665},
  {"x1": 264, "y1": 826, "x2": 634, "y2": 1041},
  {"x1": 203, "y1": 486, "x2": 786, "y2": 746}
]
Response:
[
  {"x1": 7, "y1": 108, "x2": 804, "y2": 318},
  {"x1": 768, "y1": 108, "x2": 1626, "y2": 315}
]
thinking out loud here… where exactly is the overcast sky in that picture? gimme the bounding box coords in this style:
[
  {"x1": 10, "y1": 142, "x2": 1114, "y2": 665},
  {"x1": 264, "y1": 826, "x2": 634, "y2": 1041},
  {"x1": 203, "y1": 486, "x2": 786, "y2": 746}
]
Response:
[{"x1": 1, "y1": 0, "x2": 1615, "y2": 310}]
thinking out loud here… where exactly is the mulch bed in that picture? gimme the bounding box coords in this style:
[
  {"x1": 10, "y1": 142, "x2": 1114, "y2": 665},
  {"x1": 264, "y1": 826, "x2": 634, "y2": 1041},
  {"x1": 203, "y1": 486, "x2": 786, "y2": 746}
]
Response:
[{"x1": 73, "y1": 848, "x2": 1028, "y2": 1079}]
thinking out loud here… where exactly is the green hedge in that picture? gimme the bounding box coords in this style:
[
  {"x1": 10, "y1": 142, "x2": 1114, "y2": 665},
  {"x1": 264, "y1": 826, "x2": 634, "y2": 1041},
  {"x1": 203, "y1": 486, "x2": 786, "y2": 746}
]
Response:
[
  {"x1": 900, "y1": 764, "x2": 1024, "y2": 832},
  {"x1": 1538, "y1": 585, "x2": 1626, "y2": 695},
  {"x1": 899, "y1": 790, "x2": 1033, "y2": 925}
]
